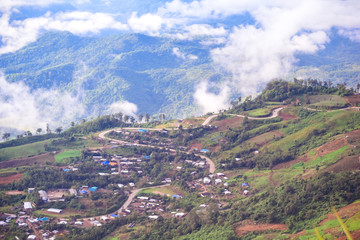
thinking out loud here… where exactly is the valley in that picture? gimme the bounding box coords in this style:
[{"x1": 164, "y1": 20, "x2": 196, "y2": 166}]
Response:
[{"x1": 1, "y1": 80, "x2": 360, "y2": 239}]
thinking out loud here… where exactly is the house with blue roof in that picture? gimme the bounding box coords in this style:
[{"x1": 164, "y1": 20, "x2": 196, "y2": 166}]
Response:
[
  {"x1": 138, "y1": 129, "x2": 149, "y2": 133},
  {"x1": 89, "y1": 187, "x2": 98, "y2": 192}
]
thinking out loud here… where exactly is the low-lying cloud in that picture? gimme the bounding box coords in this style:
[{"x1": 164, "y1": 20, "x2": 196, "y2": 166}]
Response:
[
  {"x1": 2, "y1": 0, "x2": 360, "y2": 117},
  {"x1": 0, "y1": 73, "x2": 85, "y2": 132},
  {"x1": 194, "y1": 80, "x2": 230, "y2": 114},
  {"x1": 107, "y1": 100, "x2": 138, "y2": 117},
  {"x1": 156, "y1": 0, "x2": 360, "y2": 113}
]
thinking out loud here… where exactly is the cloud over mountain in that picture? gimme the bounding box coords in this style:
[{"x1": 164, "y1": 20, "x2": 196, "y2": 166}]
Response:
[{"x1": 1, "y1": 0, "x2": 360, "y2": 121}]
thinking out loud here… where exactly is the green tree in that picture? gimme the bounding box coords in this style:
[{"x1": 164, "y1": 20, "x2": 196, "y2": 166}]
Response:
[
  {"x1": 55, "y1": 126, "x2": 63, "y2": 134},
  {"x1": 36, "y1": 128, "x2": 42, "y2": 134},
  {"x1": 145, "y1": 113, "x2": 150, "y2": 123},
  {"x1": 137, "y1": 113, "x2": 143, "y2": 123},
  {"x1": 2, "y1": 132, "x2": 10, "y2": 141}
]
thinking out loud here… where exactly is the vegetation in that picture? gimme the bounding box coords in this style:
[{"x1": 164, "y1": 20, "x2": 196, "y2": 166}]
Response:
[{"x1": 1, "y1": 79, "x2": 360, "y2": 239}]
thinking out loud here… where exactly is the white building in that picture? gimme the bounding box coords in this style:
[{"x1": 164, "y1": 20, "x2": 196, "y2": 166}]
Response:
[
  {"x1": 48, "y1": 208, "x2": 62, "y2": 213},
  {"x1": 38, "y1": 190, "x2": 48, "y2": 201},
  {"x1": 203, "y1": 177, "x2": 211, "y2": 184},
  {"x1": 24, "y1": 202, "x2": 33, "y2": 210}
]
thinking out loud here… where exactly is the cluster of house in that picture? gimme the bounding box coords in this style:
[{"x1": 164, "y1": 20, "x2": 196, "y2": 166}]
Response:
[
  {"x1": 119, "y1": 195, "x2": 186, "y2": 220},
  {"x1": 121, "y1": 195, "x2": 167, "y2": 217},
  {"x1": 111, "y1": 129, "x2": 176, "y2": 148},
  {"x1": 90, "y1": 150, "x2": 151, "y2": 176},
  {"x1": 182, "y1": 159, "x2": 208, "y2": 169},
  {"x1": 0, "y1": 212, "x2": 71, "y2": 240},
  {"x1": 186, "y1": 172, "x2": 251, "y2": 198}
]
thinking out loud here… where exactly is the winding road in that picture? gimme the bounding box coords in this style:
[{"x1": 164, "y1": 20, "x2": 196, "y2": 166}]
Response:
[
  {"x1": 99, "y1": 129, "x2": 216, "y2": 173},
  {"x1": 92, "y1": 106, "x2": 285, "y2": 218},
  {"x1": 202, "y1": 107, "x2": 284, "y2": 126}
]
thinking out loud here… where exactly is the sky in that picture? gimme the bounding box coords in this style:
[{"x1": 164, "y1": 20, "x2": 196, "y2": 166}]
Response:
[{"x1": 1, "y1": 0, "x2": 360, "y2": 132}]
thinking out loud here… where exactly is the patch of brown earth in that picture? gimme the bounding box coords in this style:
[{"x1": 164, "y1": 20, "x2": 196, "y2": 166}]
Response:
[
  {"x1": 0, "y1": 152, "x2": 55, "y2": 168},
  {"x1": 189, "y1": 140, "x2": 202, "y2": 151},
  {"x1": 212, "y1": 116, "x2": 243, "y2": 131},
  {"x1": 337, "y1": 229, "x2": 360, "y2": 240},
  {"x1": 0, "y1": 173, "x2": 23, "y2": 185},
  {"x1": 344, "y1": 95, "x2": 360, "y2": 107},
  {"x1": 346, "y1": 129, "x2": 360, "y2": 146},
  {"x1": 182, "y1": 118, "x2": 205, "y2": 127},
  {"x1": 273, "y1": 155, "x2": 309, "y2": 170},
  {"x1": 316, "y1": 137, "x2": 348, "y2": 156},
  {"x1": 319, "y1": 201, "x2": 360, "y2": 226},
  {"x1": 210, "y1": 144, "x2": 221, "y2": 153},
  {"x1": 248, "y1": 130, "x2": 284, "y2": 147},
  {"x1": 280, "y1": 112, "x2": 298, "y2": 120},
  {"x1": 235, "y1": 220, "x2": 287, "y2": 237},
  {"x1": 322, "y1": 155, "x2": 360, "y2": 173},
  {"x1": 269, "y1": 172, "x2": 279, "y2": 186}
]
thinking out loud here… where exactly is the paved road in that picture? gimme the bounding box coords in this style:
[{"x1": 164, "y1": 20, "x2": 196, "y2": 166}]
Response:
[
  {"x1": 99, "y1": 129, "x2": 216, "y2": 174},
  {"x1": 201, "y1": 115, "x2": 218, "y2": 126},
  {"x1": 201, "y1": 107, "x2": 284, "y2": 126},
  {"x1": 118, "y1": 184, "x2": 170, "y2": 213},
  {"x1": 304, "y1": 106, "x2": 360, "y2": 112}
]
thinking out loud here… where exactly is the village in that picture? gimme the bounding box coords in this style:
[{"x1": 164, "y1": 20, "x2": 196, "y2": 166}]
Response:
[{"x1": 0, "y1": 126, "x2": 255, "y2": 240}]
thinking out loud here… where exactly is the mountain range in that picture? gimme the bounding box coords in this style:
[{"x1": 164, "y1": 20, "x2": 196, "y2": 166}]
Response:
[{"x1": 0, "y1": 30, "x2": 359, "y2": 125}]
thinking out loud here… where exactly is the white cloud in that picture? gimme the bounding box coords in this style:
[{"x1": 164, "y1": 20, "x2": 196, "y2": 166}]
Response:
[
  {"x1": 172, "y1": 47, "x2": 198, "y2": 60},
  {"x1": 338, "y1": 28, "x2": 360, "y2": 42},
  {"x1": 0, "y1": 0, "x2": 62, "y2": 14},
  {"x1": 107, "y1": 100, "x2": 138, "y2": 117},
  {"x1": 0, "y1": 73, "x2": 85, "y2": 132},
  {"x1": 173, "y1": 24, "x2": 227, "y2": 41},
  {"x1": 0, "y1": 11, "x2": 128, "y2": 54},
  {"x1": 172, "y1": 47, "x2": 186, "y2": 59},
  {"x1": 157, "y1": 0, "x2": 360, "y2": 99},
  {"x1": 194, "y1": 80, "x2": 230, "y2": 114},
  {"x1": 128, "y1": 12, "x2": 163, "y2": 35}
]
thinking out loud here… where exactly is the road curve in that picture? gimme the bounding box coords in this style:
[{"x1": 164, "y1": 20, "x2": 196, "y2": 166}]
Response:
[
  {"x1": 202, "y1": 115, "x2": 218, "y2": 126},
  {"x1": 201, "y1": 107, "x2": 284, "y2": 126},
  {"x1": 118, "y1": 184, "x2": 170, "y2": 213}
]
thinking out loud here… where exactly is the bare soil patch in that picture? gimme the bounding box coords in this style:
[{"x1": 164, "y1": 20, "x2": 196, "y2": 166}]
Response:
[
  {"x1": 5, "y1": 190, "x2": 25, "y2": 195},
  {"x1": 189, "y1": 140, "x2": 203, "y2": 151},
  {"x1": 322, "y1": 155, "x2": 360, "y2": 173},
  {"x1": 273, "y1": 155, "x2": 309, "y2": 170},
  {"x1": 319, "y1": 201, "x2": 360, "y2": 226},
  {"x1": 280, "y1": 112, "x2": 297, "y2": 120},
  {"x1": 248, "y1": 130, "x2": 284, "y2": 146},
  {"x1": 337, "y1": 229, "x2": 360, "y2": 240},
  {"x1": 234, "y1": 220, "x2": 287, "y2": 237},
  {"x1": 0, "y1": 173, "x2": 23, "y2": 185},
  {"x1": 182, "y1": 118, "x2": 205, "y2": 127},
  {"x1": 212, "y1": 116, "x2": 243, "y2": 131},
  {"x1": 316, "y1": 137, "x2": 348, "y2": 156},
  {"x1": 0, "y1": 153, "x2": 55, "y2": 168},
  {"x1": 209, "y1": 144, "x2": 221, "y2": 153},
  {"x1": 269, "y1": 172, "x2": 279, "y2": 186},
  {"x1": 346, "y1": 129, "x2": 360, "y2": 146},
  {"x1": 345, "y1": 95, "x2": 360, "y2": 107}
]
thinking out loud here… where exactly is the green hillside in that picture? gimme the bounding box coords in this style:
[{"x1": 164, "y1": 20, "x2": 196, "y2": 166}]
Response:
[
  {"x1": 0, "y1": 80, "x2": 360, "y2": 239},
  {"x1": 0, "y1": 32, "x2": 231, "y2": 119}
]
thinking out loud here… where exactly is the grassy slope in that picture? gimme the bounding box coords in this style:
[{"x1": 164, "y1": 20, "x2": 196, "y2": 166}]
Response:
[{"x1": 55, "y1": 150, "x2": 82, "y2": 164}]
